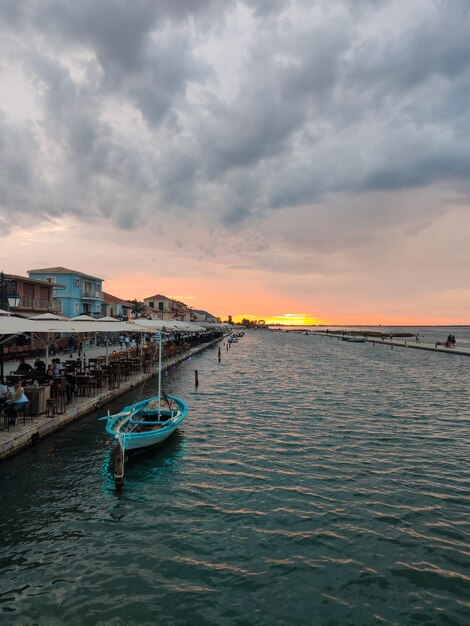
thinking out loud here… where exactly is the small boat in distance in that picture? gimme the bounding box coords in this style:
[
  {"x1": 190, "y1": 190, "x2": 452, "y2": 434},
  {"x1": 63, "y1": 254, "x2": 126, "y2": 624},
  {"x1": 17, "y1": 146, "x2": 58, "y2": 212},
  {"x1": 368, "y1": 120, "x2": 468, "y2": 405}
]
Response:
[{"x1": 341, "y1": 336, "x2": 366, "y2": 343}]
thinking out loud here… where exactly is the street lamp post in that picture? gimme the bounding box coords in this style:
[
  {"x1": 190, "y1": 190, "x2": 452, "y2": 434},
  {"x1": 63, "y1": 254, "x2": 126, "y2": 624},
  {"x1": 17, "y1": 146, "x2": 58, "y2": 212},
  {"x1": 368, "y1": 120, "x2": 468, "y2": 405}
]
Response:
[{"x1": 0, "y1": 271, "x2": 21, "y2": 383}]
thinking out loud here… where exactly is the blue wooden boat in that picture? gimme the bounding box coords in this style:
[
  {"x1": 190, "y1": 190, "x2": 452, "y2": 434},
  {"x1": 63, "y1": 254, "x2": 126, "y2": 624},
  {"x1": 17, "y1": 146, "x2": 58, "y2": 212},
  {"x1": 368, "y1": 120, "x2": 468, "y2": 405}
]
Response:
[
  {"x1": 104, "y1": 394, "x2": 188, "y2": 453},
  {"x1": 100, "y1": 330, "x2": 188, "y2": 484}
]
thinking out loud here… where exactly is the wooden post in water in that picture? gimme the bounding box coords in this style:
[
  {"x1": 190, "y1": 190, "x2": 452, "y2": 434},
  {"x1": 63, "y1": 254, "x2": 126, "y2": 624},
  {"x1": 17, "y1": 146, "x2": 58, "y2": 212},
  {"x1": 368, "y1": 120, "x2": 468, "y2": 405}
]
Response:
[
  {"x1": 218, "y1": 346, "x2": 221, "y2": 363},
  {"x1": 195, "y1": 370, "x2": 199, "y2": 388},
  {"x1": 114, "y1": 444, "x2": 124, "y2": 490}
]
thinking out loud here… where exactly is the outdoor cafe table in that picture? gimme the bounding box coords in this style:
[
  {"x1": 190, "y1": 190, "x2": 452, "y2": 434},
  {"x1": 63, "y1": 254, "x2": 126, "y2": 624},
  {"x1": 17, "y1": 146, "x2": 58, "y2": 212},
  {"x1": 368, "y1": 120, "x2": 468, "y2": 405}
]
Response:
[
  {"x1": 24, "y1": 384, "x2": 51, "y2": 416},
  {"x1": 5, "y1": 374, "x2": 28, "y2": 385}
]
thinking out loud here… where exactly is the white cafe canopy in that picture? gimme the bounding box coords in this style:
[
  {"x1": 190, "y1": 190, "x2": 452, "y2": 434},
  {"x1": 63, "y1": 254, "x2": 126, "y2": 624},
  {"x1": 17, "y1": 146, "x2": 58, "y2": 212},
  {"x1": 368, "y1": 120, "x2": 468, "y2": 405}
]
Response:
[
  {"x1": 1, "y1": 317, "x2": 208, "y2": 337},
  {"x1": 197, "y1": 321, "x2": 231, "y2": 330},
  {"x1": 132, "y1": 319, "x2": 205, "y2": 333},
  {"x1": 171, "y1": 320, "x2": 206, "y2": 332},
  {"x1": 0, "y1": 316, "x2": 43, "y2": 335}
]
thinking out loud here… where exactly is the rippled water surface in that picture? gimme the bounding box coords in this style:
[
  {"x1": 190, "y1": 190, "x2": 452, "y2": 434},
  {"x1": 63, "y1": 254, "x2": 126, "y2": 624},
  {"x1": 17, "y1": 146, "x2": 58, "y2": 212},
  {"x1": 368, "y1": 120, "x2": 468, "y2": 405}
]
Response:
[{"x1": 1, "y1": 331, "x2": 469, "y2": 625}]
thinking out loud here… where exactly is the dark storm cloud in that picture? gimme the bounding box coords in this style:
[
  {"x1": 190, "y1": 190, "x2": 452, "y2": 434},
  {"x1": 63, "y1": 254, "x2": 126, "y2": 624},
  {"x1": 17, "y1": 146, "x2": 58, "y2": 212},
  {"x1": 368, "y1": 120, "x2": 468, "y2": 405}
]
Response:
[{"x1": 0, "y1": 0, "x2": 469, "y2": 237}]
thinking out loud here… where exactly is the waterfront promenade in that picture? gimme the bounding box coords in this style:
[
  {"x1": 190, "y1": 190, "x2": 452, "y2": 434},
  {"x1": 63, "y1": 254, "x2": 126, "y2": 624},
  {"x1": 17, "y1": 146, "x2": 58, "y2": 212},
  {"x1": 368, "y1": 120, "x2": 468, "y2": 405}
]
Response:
[{"x1": 0, "y1": 337, "x2": 224, "y2": 462}]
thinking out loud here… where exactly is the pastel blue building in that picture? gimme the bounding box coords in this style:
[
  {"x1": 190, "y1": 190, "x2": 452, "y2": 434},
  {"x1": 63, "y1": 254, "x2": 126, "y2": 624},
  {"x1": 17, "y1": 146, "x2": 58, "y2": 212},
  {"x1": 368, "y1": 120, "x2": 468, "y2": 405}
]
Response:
[{"x1": 28, "y1": 266, "x2": 104, "y2": 318}]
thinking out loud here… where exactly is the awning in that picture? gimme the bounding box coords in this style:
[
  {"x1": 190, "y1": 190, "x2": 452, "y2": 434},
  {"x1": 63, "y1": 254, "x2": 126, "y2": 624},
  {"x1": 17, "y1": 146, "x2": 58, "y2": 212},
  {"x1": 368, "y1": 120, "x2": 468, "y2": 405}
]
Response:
[{"x1": 1, "y1": 316, "x2": 216, "y2": 336}]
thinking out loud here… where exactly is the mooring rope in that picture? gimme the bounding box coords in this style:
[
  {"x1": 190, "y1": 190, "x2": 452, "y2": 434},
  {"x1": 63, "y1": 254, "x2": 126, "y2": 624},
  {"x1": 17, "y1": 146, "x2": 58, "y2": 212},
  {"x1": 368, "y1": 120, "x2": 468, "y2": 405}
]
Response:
[{"x1": 132, "y1": 371, "x2": 150, "y2": 405}]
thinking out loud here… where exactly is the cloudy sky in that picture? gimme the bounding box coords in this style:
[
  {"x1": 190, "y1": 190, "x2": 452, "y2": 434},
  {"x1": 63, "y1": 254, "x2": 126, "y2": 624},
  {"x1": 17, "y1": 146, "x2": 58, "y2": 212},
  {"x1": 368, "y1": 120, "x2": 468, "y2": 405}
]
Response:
[{"x1": 1, "y1": 0, "x2": 469, "y2": 324}]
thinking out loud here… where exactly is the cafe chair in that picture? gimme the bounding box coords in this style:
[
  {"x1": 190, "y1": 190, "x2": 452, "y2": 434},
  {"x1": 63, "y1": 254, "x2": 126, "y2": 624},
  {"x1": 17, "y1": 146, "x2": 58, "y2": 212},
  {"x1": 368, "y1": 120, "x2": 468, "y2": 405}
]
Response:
[{"x1": 17, "y1": 402, "x2": 32, "y2": 425}]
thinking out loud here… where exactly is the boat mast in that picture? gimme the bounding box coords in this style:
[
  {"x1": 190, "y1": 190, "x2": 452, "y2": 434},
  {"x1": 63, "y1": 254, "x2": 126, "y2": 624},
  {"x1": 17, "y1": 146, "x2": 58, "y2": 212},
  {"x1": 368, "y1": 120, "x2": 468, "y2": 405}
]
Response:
[{"x1": 157, "y1": 330, "x2": 162, "y2": 417}]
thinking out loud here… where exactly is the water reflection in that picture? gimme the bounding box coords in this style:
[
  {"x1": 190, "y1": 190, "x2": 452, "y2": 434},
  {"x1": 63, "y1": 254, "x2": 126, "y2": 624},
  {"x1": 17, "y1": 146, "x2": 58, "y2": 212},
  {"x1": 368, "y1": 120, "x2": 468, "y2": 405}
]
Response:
[
  {"x1": 1, "y1": 330, "x2": 469, "y2": 625},
  {"x1": 100, "y1": 431, "x2": 187, "y2": 494}
]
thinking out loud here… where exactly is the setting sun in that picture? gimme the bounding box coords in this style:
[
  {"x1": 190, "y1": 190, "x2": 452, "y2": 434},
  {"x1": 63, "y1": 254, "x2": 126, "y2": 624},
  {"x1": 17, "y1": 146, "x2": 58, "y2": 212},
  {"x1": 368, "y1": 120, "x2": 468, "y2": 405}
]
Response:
[{"x1": 233, "y1": 313, "x2": 324, "y2": 326}]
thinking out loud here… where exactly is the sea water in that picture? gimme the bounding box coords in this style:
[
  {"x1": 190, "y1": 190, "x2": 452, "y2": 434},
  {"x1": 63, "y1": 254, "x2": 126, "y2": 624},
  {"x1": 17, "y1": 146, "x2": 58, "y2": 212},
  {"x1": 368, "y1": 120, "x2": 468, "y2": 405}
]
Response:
[{"x1": 0, "y1": 330, "x2": 469, "y2": 625}]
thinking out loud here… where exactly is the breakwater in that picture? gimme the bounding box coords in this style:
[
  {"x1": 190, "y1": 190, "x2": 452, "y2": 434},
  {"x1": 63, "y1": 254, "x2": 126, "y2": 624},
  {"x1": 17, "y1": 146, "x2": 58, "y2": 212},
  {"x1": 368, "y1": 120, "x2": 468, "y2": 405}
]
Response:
[{"x1": 313, "y1": 331, "x2": 470, "y2": 356}]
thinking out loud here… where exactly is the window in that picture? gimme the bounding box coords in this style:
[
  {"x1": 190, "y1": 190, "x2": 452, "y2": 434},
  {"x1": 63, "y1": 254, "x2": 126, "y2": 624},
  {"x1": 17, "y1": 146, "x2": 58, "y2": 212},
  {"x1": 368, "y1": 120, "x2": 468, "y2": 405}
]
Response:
[
  {"x1": 45, "y1": 276, "x2": 56, "y2": 283},
  {"x1": 74, "y1": 302, "x2": 79, "y2": 314},
  {"x1": 158, "y1": 302, "x2": 164, "y2": 311},
  {"x1": 149, "y1": 302, "x2": 154, "y2": 308},
  {"x1": 73, "y1": 278, "x2": 80, "y2": 288}
]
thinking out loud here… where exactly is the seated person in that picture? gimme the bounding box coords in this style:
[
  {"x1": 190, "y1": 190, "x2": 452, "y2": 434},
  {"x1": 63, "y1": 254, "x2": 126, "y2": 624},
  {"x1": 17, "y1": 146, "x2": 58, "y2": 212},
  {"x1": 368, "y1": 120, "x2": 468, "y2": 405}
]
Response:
[
  {"x1": 39, "y1": 368, "x2": 54, "y2": 384},
  {"x1": 0, "y1": 382, "x2": 9, "y2": 408},
  {"x1": 16, "y1": 358, "x2": 33, "y2": 374},
  {"x1": 33, "y1": 357, "x2": 46, "y2": 373},
  {"x1": 51, "y1": 358, "x2": 64, "y2": 378},
  {"x1": 58, "y1": 369, "x2": 77, "y2": 404},
  {"x1": 5, "y1": 381, "x2": 29, "y2": 424}
]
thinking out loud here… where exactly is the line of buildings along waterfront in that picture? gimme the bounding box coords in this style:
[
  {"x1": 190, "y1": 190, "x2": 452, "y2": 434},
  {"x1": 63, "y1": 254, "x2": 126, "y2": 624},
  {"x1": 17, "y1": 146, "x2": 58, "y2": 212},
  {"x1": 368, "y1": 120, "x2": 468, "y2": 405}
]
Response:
[{"x1": 1, "y1": 266, "x2": 219, "y2": 323}]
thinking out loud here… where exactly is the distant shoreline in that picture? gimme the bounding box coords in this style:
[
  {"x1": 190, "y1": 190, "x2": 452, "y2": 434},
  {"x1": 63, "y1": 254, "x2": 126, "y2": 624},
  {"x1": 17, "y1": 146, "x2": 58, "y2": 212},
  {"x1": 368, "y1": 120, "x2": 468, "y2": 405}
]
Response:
[{"x1": 268, "y1": 324, "x2": 470, "y2": 329}]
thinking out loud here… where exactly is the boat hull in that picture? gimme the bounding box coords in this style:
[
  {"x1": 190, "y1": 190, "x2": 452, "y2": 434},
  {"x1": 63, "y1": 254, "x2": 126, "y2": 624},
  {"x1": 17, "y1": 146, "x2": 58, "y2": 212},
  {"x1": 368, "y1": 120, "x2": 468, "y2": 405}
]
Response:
[{"x1": 105, "y1": 395, "x2": 188, "y2": 453}]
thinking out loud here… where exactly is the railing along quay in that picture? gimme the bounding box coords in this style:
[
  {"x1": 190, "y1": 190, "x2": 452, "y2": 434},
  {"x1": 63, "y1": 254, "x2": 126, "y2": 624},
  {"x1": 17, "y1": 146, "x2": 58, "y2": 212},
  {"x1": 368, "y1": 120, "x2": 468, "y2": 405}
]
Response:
[{"x1": 0, "y1": 336, "x2": 225, "y2": 462}]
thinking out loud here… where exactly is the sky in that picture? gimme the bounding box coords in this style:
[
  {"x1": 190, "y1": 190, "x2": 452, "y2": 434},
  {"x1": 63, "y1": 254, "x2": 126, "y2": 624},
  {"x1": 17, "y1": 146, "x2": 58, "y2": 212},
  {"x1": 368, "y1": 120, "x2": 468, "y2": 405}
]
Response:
[{"x1": 1, "y1": 0, "x2": 469, "y2": 325}]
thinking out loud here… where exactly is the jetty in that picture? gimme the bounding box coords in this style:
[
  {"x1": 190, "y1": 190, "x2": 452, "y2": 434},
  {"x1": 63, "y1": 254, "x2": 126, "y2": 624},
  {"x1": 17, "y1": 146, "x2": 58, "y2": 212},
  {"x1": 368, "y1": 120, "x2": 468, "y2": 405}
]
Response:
[
  {"x1": 312, "y1": 331, "x2": 470, "y2": 357},
  {"x1": 0, "y1": 336, "x2": 224, "y2": 462}
]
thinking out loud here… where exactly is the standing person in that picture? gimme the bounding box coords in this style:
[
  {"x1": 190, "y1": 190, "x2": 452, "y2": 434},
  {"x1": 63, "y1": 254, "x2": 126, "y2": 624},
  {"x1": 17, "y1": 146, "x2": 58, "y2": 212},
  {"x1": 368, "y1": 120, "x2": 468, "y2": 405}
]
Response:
[
  {"x1": 124, "y1": 335, "x2": 130, "y2": 350},
  {"x1": 68, "y1": 336, "x2": 76, "y2": 357},
  {"x1": 5, "y1": 381, "x2": 29, "y2": 425},
  {"x1": 119, "y1": 335, "x2": 125, "y2": 349},
  {"x1": 16, "y1": 358, "x2": 33, "y2": 375}
]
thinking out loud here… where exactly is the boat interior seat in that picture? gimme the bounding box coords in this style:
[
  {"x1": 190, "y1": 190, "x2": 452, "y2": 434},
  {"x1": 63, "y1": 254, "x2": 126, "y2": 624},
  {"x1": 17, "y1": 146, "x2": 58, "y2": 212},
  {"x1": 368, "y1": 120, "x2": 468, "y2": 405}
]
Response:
[{"x1": 141, "y1": 409, "x2": 170, "y2": 421}]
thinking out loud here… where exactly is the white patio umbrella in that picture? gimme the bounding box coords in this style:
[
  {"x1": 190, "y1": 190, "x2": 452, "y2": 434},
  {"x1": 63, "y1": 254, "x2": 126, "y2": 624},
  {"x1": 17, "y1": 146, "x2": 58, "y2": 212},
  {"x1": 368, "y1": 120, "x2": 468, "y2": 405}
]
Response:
[
  {"x1": 29, "y1": 313, "x2": 65, "y2": 320},
  {"x1": 98, "y1": 316, "x2": 119, "y2": 362},
  {"x1": 71, "y1": 314, "x2": 98, "y2": 321},
  {"x1": 28, "y1": 314, "x2": 66, "y2": 369}
]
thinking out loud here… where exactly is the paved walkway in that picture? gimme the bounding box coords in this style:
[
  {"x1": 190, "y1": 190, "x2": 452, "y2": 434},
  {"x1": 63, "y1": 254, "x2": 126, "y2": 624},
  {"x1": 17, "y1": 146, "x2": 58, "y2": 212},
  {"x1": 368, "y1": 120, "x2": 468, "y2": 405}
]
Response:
[{"x1": 313, "y1": 332, "x2": 470, "y2": 356}]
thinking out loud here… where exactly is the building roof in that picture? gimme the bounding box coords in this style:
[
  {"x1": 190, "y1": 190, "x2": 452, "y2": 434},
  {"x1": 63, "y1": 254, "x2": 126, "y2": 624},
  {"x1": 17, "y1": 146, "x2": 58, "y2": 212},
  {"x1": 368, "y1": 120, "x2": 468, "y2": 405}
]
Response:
[
  {"x1": 192, "y1": 309, "x2": 217, "y2": 318},
  {"x1": 5, "y1": 273, "x2": 65, "y2": 289},
  {"x1": 102, "y1": 291, "x2": 134, "y2": 306},
  {"x1": 28, "y1": 266, "x2": 103, "y2": 281},
  {"x1": 144, "y1": 294, "x2": 188, "y2": 309},
  {"x1": 144, "y1": 294, "x2": 172, "y2": 302}
]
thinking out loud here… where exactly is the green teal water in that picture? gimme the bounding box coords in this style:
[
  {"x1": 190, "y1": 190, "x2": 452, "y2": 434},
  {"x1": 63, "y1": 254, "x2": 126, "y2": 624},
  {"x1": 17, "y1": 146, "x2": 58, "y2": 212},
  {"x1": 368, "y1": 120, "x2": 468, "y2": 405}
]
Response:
[{"x1": 1, "y1": 331, "x2": 469, "y2": 625}]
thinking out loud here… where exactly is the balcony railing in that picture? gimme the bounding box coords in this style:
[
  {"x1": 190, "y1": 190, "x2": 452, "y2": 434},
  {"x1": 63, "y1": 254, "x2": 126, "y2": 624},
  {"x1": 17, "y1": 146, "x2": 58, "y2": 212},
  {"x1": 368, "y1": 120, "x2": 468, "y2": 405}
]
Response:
[
  {"x1": 17, "y1": 295, "x2": 54, "y2": 310},
  {"x1": 82, "y1": 291, "x2": 101, "y2": 299}
]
